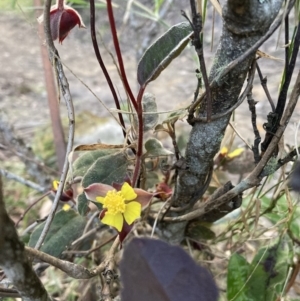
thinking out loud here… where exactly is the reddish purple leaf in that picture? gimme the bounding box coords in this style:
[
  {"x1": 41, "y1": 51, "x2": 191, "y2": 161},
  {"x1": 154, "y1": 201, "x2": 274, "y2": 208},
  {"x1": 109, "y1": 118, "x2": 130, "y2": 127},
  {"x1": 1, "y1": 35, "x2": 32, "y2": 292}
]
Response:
[{"x1": 120, "y1": 238, "x2": 218, "y2": 301}]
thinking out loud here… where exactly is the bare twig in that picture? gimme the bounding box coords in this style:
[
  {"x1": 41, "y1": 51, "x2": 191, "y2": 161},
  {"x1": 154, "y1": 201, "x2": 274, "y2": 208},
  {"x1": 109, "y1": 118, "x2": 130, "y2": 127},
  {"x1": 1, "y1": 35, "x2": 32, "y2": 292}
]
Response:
[
  {"x1": 256, "y1": 62, "x2": 275, "y2": 112},
  {"x1": 188, "y1": 0, "x2": 295, "y2": 121},
  {"x1": 0, "y1": 169, "x2": 46, "y2": 193},
  {"x1": 35, "y1": 0, "x2": 75, "y2": 250},
  {"x1": 190, "y1": 0, "x2": 212, "y2": 121},
  {"x1": 162, "y1": 70, "x2": 300, "y2": 222},
  {"x1": 26, "y1": 246, "x2": 98, "y2": 279},
  {"x1": 261, "y1": 20, "x2": 300, "y2": 152},
  {"x1": 15, "y1": 191, "x2": 51, "y2": 227},
  {"x1": 100, "y1": 236, "x2": 120, "y2": 301},
  {"x1": 132, "y1": 86, "x2": 146, "y2": 187},
  {"x1": 26, "y1": 236, "x2": 120, "y2": 282}
]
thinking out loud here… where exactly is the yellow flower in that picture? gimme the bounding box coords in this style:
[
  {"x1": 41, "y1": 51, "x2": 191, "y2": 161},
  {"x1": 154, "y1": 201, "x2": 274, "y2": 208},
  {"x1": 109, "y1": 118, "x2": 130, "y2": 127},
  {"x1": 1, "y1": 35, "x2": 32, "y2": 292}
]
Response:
[
  {"x1": 96, "y1": 182, "x2": 141, "y2": 232},
  {"x1": 220, "y1": 146, "x2": 244, "y2": 159}
]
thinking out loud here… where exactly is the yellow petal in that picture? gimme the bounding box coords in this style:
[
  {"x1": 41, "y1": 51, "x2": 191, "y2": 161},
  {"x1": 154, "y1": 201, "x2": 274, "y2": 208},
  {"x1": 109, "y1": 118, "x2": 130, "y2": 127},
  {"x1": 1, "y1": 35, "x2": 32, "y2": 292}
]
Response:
[
  {"x1": 227, "y1": 148, "x2": 244, "y2": 159},
  {"x1": 124, "y1": 202, "x2": 141, "y2": 225},
  {"x1": 53, "y1": 180, "x2": 59, "y2": 190},
  {"x1": 101, "y1": 212, "x2": 123, "y2": 232},
  {"x1": 62, "y1": 204, "x2": 71, "y2": 211},
  {"x1": 96, "y1": 196, "x2": 106, "y2": 204},
  {"x1": 121, "y1": 182, "x2": 137, "y2": 201},
  {"x1": 220, "y1": 147, "x2": 228, "y2": 155}
]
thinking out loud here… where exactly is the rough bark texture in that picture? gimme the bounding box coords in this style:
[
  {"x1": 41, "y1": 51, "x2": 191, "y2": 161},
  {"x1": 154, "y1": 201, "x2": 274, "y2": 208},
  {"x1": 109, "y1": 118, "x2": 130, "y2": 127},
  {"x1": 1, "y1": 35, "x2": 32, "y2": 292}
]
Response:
[
  {"x1": 162, "y1": 0, "x2": 284, "y2": 243},
  {"x1": 0, "y1": 176, "x2": 51, "y2": 301}
]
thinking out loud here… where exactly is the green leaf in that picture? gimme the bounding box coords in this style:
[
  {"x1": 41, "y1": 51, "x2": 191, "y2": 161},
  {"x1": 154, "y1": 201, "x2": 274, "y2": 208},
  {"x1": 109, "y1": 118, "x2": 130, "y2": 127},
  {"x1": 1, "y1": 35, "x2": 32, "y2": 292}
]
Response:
[
  {"x1": 137, "y1": 22, "x2": 192, "y2": 86},
  {"x1": 82, "y1": 151, "x2": 129, "y2": 187},
  {"x1": 246, "y1": 238, "x2": 292, "y2": 301},
  {"x1": 28, "y1": 209, "x2": 86, "y2": 258},
  {"x1": 70, "y1": 149, "x2": 119, "y2": 180},
  {"x1": 77, "y1": 192, "x2": 90, "y2": 216},
  {"x1": 227, "y1": 253, "x2": 250, "y2": 301},
  {"x1": 144, "y1": 138, "x2": 173, "y2": 157}
]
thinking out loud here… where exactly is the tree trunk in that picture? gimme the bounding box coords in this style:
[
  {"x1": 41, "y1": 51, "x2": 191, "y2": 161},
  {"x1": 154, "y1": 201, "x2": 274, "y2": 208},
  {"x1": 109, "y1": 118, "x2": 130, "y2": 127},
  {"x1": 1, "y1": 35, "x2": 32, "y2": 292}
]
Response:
[{"x1": 161, "y1": 0, "x2": 284, "y2": 244}]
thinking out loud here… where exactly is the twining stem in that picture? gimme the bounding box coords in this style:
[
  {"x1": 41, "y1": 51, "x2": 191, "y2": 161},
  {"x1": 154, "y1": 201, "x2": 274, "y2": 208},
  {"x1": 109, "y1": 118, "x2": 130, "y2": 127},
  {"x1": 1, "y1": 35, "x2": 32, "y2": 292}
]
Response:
[
  {"x1": 106, "y1": 0, "x2": 138, "y2": 111},
  {"x1": 89, "y1": 0, "x2": 127, "y2": 139},
  {"x1": 132, "y1": 86, "x2": 146, "y2": 187}
]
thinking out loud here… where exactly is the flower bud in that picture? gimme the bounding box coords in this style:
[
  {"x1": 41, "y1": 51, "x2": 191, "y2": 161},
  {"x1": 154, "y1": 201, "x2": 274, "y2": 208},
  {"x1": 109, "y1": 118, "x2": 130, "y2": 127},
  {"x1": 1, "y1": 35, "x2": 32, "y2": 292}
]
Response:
[{"x1": 38, "y1": 3, "x2": 85, "y2": 43}]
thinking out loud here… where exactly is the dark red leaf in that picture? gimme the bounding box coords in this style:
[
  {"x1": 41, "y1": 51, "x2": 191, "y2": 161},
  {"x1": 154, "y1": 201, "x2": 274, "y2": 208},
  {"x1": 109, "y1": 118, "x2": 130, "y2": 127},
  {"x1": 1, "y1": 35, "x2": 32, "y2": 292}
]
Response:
[{"x1": 120, "y1": 238, "x2": 218, "y2": 301}]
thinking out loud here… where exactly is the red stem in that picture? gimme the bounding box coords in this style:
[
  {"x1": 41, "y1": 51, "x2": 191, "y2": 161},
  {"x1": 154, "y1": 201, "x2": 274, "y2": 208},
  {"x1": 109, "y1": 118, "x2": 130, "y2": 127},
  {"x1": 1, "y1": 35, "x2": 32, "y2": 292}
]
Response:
[
  {"x1": 106, "y1": 0, "x2": 138, "y2": 111},
  {"x1": 132, "y1": 86, "x2": 146, "y2": 187},
  {"x1": 89, "y1": 0, "x2": 127, "y2": 140}
]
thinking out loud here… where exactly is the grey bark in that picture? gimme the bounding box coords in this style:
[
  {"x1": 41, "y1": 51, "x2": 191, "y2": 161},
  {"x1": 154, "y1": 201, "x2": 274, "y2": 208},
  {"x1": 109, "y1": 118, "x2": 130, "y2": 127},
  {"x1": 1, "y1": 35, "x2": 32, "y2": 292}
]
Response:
[
  {"x1": 0, "y1": 176, "x2": 52, "y2": 301},
  {"x1": 162, "y1": 0, "x2": 284, "y2": 243}
]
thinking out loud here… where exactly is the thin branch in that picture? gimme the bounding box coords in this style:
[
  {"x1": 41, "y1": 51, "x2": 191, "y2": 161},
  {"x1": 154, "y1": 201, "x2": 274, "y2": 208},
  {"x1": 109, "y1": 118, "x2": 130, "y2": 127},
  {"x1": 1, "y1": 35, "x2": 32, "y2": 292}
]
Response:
[
  {"x1": 26, "y1": 247, "x2": 98, "y2": 279},
  {"x1": 35, "y1": 0, "x2": 75, "y2": 250},
  {"x1": 261, "y1": 20, "x2": 300, "y2": 152},
  {"x1": 132, "y1": 86, "x2": 146, "y2": 187},
  {"x1": 0, "y1": 169, "x2": 46, "y2": 193},
  {"x1": 247, "y1": 60, "x2": 261, "y2": 164},
  {"x1": 188, "y1": 0, "x2": 295, "y2": 120},
  {"x1": 15, "y1": 191, "x2": 51, "y2": 227},
  {"x1": 25, "y1": 236, "x2": 120, "y2": 281},
  {"x1": 100, "y1": 236, "x2": 120, "y2": 300},
  {"x1": 256, "y1": 62, "x2": 275, "y2": 112},
  {"x1": 189, "y1": 0, "x2": 212, "y2": 121}
]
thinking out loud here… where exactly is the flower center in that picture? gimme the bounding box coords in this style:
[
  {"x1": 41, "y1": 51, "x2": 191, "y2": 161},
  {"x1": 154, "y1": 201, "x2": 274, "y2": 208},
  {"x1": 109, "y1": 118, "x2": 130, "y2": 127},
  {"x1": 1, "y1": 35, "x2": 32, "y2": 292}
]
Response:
[{"x1": 103, "y1": 190, "x2": 126, "y2": 215}]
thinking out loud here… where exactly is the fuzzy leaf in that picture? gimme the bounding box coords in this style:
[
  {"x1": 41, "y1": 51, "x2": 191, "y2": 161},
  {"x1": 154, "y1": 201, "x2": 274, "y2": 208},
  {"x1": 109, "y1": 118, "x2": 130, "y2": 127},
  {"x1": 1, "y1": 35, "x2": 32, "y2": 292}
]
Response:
[
  {"x1": 144, "y1": 138, "x2": 173, "y2": 157},
  {"x1": 227, "y1": 253, "x2": 250, "y2": 301},
  {"x1": 70, "y1": 149, "x2": 119, "y2": 179},
  {"x1": 77, "y1": 192, "x2": 91, "y2": 216},
  {"x1": 137, "y1": 22, "x2": 192, "y2": 86},
  {"x1": 120, "y1": 238, "x2": 218, "y2": 301},
  {"x1": 82, "y1": 151, "x2": 129, "y2": 188},
  {"x1": 28, "y1": 209, "x2": 86, "y2": 257}
]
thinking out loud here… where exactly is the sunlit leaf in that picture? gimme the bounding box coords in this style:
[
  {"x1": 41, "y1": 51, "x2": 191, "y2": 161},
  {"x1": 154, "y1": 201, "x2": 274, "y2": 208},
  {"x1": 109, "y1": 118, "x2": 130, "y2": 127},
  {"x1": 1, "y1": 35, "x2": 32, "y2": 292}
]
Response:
[{"x1": 137, "y1": 22, "x2": 192, "y2": 86}]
